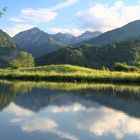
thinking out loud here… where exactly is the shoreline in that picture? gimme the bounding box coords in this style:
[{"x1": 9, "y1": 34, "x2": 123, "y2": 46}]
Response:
[
  {"x1": 0, "y1": 65, "x2": 139, "y2": 84},
  {"x1": 0, "y1": 73, "x2": 139, "y2": 83}
]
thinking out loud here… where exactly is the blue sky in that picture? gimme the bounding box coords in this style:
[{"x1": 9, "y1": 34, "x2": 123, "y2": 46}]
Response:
[{"x1": 0, "y1": 0, "x2": 140, "y2": 36}]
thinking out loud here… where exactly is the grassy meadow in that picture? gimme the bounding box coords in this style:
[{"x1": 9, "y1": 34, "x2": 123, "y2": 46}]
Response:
[{"x1": 0, "y1": 64, "x2": 139, "y2": 83}]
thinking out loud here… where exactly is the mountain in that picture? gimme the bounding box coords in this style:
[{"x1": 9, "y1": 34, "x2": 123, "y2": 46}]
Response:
[
  {"x1": 81, "y1": 20, "x2": 140, "y2": 45},
  {"x1": 51, "y1": 33, "x2": 75, "y2": 45},
  {"x1": 36, "y1": 40, "x2": 140, "y2": 68},
  {"x1": 0, "y1": 30, "x2": 18, "y2": 67},
  {"x1": 52, "y1": 31, "x2": 101, "y2": 45},
  {"x1": 78, "y1": 31, "x2": 101, "y2": 41},
  {"x1": 13, "y1": 27, "x2": 67, "y2": 58},
  {"x1": 13, "y1": 28, "x2": 101, "y2": 58}
]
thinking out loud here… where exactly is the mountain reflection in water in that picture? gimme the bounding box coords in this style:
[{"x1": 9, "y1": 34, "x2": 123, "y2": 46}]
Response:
[{"x1": 0, "y1": 81, "x2": 140, "y2": 140}]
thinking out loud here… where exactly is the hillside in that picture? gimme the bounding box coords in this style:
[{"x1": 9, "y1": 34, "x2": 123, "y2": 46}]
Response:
[
  {"x1": 0, "y1": 30, "x2": 16, "y2": 48},
  {"x1": 13, "y1": 27, "x2": 67, "y2": 58},
  {"x1": 0, "y1": 30, "x2": 18, "y2": 67},
  {"x1": 22, "y1": 64, "x2": 95, "y2": 73},
  {"x1": 81, "y1": 20, "x2": 140, "y2": 45},
  {"x1": 36, "y1": 40, "x2": 140, "y2": 69}
]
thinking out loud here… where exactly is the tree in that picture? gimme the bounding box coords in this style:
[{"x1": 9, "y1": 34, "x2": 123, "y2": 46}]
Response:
[
  {"x1": 0, "y1": 7, "x2": 7, "y2": 17},
  {"x1": 10, "y1": 51, "x2": 35, "y2": 69}
]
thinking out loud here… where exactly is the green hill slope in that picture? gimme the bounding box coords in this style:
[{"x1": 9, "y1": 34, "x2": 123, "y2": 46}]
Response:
[
  {"x1": 37, "y1": 40, "x2": 140, "y2": 69},
  {"x1": 0, "y1": 30, "x2": 18, "y2": 67}
]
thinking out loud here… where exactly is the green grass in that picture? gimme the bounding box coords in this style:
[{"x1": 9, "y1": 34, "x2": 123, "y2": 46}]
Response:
[
  {"x1": 0, "y1": 64, "x2": 140, "y2": 83},
  {"x1": 21, "y1": 64, "x2": 96, "y2": 73}
]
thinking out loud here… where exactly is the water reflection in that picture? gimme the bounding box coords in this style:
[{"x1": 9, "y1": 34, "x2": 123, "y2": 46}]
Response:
[{"x1": 0, "y1": 81, "x2": 140, "y2": 140}]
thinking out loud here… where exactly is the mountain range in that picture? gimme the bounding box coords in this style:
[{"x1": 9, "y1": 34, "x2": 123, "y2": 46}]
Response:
[
  {"x1": 35, "y1": 20, "x2": 140, "y2": 68},
  {"x1": 13, "y1": 28, "x2": 101, "y2": 57},
  {"x1": 13, "y1": 20, "x2": 140, "y2": 59},
  {"x1": 81, "y1": 20, "x2": 140, "y2": 45},
  {"x1": 0, "y1": 19, "x2": 140, "y2": 68},
  {"x1": 13, "y1": 27, "x2": 67, "y2": 58},
  {"x1": 51, "y1": 31, "x2": 101, "y2": 45}
]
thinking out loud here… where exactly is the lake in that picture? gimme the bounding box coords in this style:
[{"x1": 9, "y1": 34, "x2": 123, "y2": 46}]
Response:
[{"x1": 0, "y1": 81, "x2": 140, "y2": 140}]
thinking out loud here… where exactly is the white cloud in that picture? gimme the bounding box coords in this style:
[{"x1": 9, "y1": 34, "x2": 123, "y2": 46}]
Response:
[
  {"x1": 6, "y1": 100, "x2": 140, "y2": 140},
  {"x1": 50, "y1": 0, "x2": 79, "y2": 11},
  {"x1": 4, "y1": 102, "x2": 34, "y2": 117},
  {"x1": 13, "y1": 117, "x2": 78, "y2": 140},
  {"x1": 52, "y1": 130, "x2": 79, "y2": 140},
  {"x1": 6, "y1": 0, "x2": 79, "y2": 36},
  {"x1": 18, "y1": 118, "x2": 78, "y2": 140},
  {"x1": 5, "y1": 102, "x2": 79, "y2": 140},
  {"x1": 10, "y1": 17, "x2": 26, "y2": 23},
  {"x1": 20, "y1": 118, "x2": 57, "y2": 132},
  {"x1": 78, "y1": 106, "x2": 140, "y2": 139},
  {"x1": 77, "y1": 0, "x2": 140, "y2": 31},
  {"x1": 10, "y1": 9, "x2": 57, "y2": 24},
  {"x1": 4, "y1": 24, "x2": 35, "y2": 37},
  {"x1": 51, "y1": 103, "x2": 86, "y2": 113},
  {"x1": 18, "y1": 8, "x2": 58, "y2": 23},
  {"x1": 11, "y1": 0, "x2": 79, "y2": 24}
]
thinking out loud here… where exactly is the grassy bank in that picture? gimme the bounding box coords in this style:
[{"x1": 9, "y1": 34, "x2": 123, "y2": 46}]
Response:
[{"x1": 0, "y1": 64, "x2": 140, "y2": 83}]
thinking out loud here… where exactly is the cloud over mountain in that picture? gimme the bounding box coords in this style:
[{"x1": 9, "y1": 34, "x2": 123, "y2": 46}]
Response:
[{"x1": 76, "y1": 0, "x2": 140, "y2": 31}]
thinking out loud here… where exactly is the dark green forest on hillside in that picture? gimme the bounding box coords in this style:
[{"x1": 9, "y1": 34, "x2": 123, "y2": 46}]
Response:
[
  {"x1": 0, "y1": 30, "x2": 16, "y2": 48},
  {"x1": 37, "y1": 40, "x2": 140, "y2": 69},
  {"x1": 0, "y1": 30, "x2": 18, "y2": 67}
]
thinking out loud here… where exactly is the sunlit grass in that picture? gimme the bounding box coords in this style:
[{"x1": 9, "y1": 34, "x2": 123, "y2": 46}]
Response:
[{"x1": 0, "y1": 64, "x2": 139, "y2": 83}]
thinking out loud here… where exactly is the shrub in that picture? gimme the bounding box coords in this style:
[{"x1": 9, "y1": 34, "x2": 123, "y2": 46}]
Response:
[
  {"x1": 10, "y1": 51, "x2": 35, "y2": 69},
  {"x1": 100, "y1": 66, "x2": 109, "y2": 71},
  {"x1": 113, "y1": 62, "x2": 138, "y2": 72},
  {"x1": 135, "y1": 61, "x2": 140, "y2": 68}
]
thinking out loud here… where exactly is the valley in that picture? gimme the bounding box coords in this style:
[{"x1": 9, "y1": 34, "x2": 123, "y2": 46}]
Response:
[
  {"x1": 0, "y1": 20, "x2": 139, "y2": 83},
  {"x1": 1, "y1": 1, "x2": 140, "y2": 140}
]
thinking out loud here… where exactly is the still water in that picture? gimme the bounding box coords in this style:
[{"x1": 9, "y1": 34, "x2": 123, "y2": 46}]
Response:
[{"x1": 0, "y1": 81, "x2": 140, "y2": 140}]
